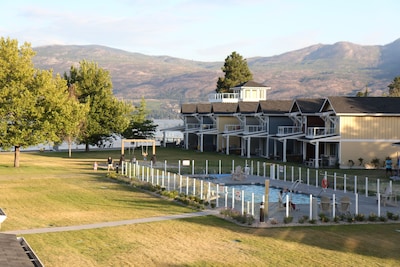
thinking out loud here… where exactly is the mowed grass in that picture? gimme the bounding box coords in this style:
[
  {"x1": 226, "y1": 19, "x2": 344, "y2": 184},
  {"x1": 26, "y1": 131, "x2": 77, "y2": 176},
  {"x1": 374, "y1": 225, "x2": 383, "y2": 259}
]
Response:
[{"x1": 0, "y1": 149, "x2": 400, "y2": 266}]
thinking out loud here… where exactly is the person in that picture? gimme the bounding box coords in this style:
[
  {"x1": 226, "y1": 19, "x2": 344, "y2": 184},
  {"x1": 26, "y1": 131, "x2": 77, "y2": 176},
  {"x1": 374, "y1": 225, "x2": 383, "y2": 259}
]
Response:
[
  {"x1": 93, "y1": 161, "x2": 98, "y2": 171},
  {"x1": 107, "y1": 156, "x2": 113, "y2": 172},
  {"x1": 280, "y1": 189, "x2": 296, "y2": 210},
  {"x1": 385, "y1": 157, "x2": 393, "y2": 176},
  {"x1": 131, "y1": 156, "x2": 137, "y2": 164},
  {"x1": 150, "y1": 154, "x2": 156, "y2": 165}
]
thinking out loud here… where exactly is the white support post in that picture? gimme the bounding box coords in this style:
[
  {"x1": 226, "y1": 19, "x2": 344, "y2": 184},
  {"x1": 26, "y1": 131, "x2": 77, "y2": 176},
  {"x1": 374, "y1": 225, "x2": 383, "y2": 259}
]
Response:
[
  {"x1": 332, "y1": 194, "x2": 336, "y2": 218},
  {"x1": 344, "y1": 174, "x2": 347, "y2": 193},
  {"x1": 192, "y1": 160, "x2": 195, "y2": 175},
  {"x1": 241, "y1": 190, "x2": 245, "y2": 215},
  {"x1": 216, "y1": 184, "x2": 219, "y2": 207},
  {"x1": 354, "y1": 175, "x2": 357, "y2": 194},
  {"x1": 355, "y1": 193, "x2": 358, "y2": 215},
  {"x1": 365, "y1": 177, "x2": 368, "y2": 197}
]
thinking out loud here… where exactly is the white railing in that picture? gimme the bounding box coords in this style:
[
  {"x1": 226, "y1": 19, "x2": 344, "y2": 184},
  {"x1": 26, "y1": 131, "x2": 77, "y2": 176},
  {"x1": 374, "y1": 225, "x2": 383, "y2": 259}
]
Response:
[
  {"x1": 208, "y1": 93, "x2": 240, "y2": 103},
  {"x1": 201, "y1": 124, "x2": 216, "y2": 131},
  {"x1": 185, "y1": 123, "x2": 200, "y2": 130},
  {"x1": 244, "y1": 125, "x2": 265, "y2": 133},
  {"x1": 224, "y1": 124, "x2": 242, "y2": 132},
  {"x1": 306, "y1": 127, "x2": 336, "y2": 138},
  {"x1": 277, "y1": 126, "x2": 302, "y2": 136}
]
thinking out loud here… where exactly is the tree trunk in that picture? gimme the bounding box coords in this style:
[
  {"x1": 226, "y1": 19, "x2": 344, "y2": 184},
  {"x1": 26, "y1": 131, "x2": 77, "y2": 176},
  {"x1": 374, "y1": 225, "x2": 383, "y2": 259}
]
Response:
[
  {"x1": 68, "y1": 141, "x2": 72, "y2": 158},
  {"x1": 14, "y1": 146, "x2": 20, "y2": 167},
  {"x1": 85, "y1": 142, "x2": 90, "y2": 152}
]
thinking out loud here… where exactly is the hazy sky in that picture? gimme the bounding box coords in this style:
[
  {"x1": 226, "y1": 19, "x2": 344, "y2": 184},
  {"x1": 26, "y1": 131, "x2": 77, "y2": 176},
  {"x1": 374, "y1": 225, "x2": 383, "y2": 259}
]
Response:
[{"x1": 2, "y1": 0, "x2": 399, "y2": 61}]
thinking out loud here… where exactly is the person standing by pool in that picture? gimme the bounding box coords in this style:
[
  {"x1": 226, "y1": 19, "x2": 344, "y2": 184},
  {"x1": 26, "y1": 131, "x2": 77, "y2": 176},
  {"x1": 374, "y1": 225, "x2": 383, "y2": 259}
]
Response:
[
  {"x1": 107, "y1": 156, "x2": 114, "y2": 172},
  {"x1": 385, "y1": 157, "x2": 393, "y2": 176}
]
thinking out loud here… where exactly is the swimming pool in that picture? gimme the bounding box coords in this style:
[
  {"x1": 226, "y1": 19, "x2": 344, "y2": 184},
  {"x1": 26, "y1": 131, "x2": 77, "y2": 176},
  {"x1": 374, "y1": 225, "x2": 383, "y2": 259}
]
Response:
[{"x1": 221, "y1": 184, "x2": 312, "y2": 204}]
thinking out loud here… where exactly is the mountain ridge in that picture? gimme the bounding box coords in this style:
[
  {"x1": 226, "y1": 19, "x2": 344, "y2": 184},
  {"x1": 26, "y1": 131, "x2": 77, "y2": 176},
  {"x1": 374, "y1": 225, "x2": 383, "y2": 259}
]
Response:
[{"x1": 32, "y1": 38, "x2": 400, "y2": 117}]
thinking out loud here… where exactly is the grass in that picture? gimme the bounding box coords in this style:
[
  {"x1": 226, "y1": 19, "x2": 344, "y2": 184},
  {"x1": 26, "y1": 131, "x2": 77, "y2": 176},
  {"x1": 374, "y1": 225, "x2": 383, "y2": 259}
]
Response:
[{"x1": 1, "y1": 149, "x2": 400, "y2": 266}]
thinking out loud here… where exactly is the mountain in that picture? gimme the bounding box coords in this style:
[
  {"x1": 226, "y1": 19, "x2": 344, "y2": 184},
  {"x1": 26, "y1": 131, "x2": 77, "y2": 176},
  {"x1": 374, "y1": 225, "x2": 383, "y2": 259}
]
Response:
[{"x1": 32, "y1": 38, "x2": 400, "y2": 118}]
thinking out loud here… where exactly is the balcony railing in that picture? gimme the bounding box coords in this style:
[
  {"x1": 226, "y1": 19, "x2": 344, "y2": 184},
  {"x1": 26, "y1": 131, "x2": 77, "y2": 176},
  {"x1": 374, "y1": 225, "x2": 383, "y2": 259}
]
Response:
[
  {"x1": 201, "y1": 124, "x2": 216, "y2": 131},
  {"x1": 277, "y1": 126, "x2": 302, "y2": 136},
  {"x1": 244, "y1": 125, "x2": 265, "y2": 134},
  {"x1": 208, "y1": 93, "x2": 240, "y2": 103},
  {"x1": 224, "y1": 124, "x2": 243, "y2": 132},
  {"x1": 306, "y1": 127, "x2": 336, "y2": 138},
  {"x1": 185, "y1": 123, "x2": 200, "y2": 130}
]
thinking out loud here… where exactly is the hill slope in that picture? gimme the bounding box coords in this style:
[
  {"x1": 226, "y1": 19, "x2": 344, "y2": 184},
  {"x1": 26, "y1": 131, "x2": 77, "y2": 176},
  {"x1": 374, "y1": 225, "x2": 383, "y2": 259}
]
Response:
[{"x1": 32, "y1": 38, "x2": 400, "y2": 117}]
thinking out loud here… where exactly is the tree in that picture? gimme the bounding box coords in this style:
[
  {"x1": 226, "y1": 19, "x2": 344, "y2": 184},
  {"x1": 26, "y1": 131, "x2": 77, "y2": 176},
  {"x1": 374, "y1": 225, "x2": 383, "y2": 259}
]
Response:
[
  {"x1": 61, "y1": 84, "x2": 89, "y2": 157},
  {"x1": 0, "y1": 37, "x2": 77, "y2": 167},
  {"x1": 356, "y1": 84, "x2": 369, "y2": 97},
  {"x1": 388, "y1": 76, "x2": 400, "y2": 97},
  {"x1": 64, "y1": 60, "x2": 132, "y2": 151},
  {"x1": 216, "y1": 51, "x2": 253, "y2": 93},
  {"x1": 122, "y1": 97, "x2": 157, "y2": 139}
]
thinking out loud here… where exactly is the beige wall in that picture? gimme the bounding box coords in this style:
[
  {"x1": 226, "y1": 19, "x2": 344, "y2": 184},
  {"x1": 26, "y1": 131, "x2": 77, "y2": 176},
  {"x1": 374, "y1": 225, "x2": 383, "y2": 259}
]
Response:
[
  {"x1": 216, "y1": 116, "x2": 241, "y2": 151},
  {"x1": 340, "y1": 116, "x2": 400, "y2": 139},
  {"x1": 340, "y1": 141, "x2": 399, "y2": 168}
]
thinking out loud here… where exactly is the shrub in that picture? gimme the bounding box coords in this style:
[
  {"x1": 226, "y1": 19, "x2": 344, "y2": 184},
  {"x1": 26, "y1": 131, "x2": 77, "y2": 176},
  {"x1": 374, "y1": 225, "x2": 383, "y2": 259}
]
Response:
[
  {"x1": 333, "y1": 216, "x2": 340, "y2": 223},
  {"x1": 354, "y1": 213, "x2": 365, "y2": 222},
  {"x1": 379, "y1": 216, "x2": 387, "y2": 222},
  {"x1": 368, "y1": 213, "x2": 378, "y2": 222},
  {"x1": 283, "y1": 216, "x2": 293, "y2": 224},
  {"x1": 319, "y1": 213, "x2": 330, "y2": 223},
  {"x1": 298, "y1": 215, "x2": 309, "y2": 224}
]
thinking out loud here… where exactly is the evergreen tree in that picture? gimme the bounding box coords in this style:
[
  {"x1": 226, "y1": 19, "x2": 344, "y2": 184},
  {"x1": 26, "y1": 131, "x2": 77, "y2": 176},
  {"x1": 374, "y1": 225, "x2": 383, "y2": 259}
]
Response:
[
  {"x1": 64, "y1": 60, "x2": 132, "y2": 151},
  {"x1": 216, "y1": 51, "x2": 253, "y2": 93},
  {"x1": 388, "y1": 76, "x2": 400, "y2": 97}
]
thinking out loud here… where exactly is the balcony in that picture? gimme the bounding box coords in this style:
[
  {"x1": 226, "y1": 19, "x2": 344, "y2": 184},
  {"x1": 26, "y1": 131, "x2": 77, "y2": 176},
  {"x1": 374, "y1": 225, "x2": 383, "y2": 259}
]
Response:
[
  {"x1": 305, "y1": 127, "x2": 336, "y2": 138},
  {"x1": 224, "y1": 124, "x2": 243, "y2": 133},
  {"x1": 208, "y1": 93, "x2": 239, "y2": 103},
  {"x1": 276, "y1": 126, "x2": 302, "y2": 136},
  {"x1": 244, "y1": 125, "x2": 265, "y2": 134}
]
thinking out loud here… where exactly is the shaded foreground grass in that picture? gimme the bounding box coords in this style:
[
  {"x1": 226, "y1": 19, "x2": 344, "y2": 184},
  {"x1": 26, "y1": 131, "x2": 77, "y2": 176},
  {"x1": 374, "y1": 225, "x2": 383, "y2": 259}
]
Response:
[{"x1": 1, "y1": 150, "x2": 400, "y2": 266}]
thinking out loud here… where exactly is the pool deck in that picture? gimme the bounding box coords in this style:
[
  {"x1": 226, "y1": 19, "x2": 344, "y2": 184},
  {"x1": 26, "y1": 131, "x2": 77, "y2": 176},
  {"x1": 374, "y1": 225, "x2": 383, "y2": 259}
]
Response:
[{"x1": 211, "y1": 174, "x2": 400, "y2": 224}]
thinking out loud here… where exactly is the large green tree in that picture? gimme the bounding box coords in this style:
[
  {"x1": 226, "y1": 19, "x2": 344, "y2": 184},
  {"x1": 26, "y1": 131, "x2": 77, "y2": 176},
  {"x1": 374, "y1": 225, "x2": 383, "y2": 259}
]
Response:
[
  {"x1": 388, "y1": 76, "x2": 400, "y2": 97},
  {"x1": 64, "y1": 60, "x2": 132, "y2": 151},
  {"x1": 216, "y1": 51, "x2": 253, "y2": 93},
  {"x1": 0, "y1": 37, "x2": 80, "y2": 166},
  {"x1": 122, "y1": 97, "x2": 157, "y2": 139}
]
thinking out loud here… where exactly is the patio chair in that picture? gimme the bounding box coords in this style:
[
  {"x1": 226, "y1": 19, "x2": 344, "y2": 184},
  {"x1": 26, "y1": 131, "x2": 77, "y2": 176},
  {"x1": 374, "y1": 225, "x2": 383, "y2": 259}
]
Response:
[
  {"x1": 338, "y1": 196, "x2": 351, "y2": 216},
  {"x1": 379, "y1": 186, "x2": 397, "y2": 207},
  {"x1": 319, "y1": 196, "x2": 332, "y2": 214},
  {"x1": 231, "y1": 166, "x2": 246, "y2": 181}
]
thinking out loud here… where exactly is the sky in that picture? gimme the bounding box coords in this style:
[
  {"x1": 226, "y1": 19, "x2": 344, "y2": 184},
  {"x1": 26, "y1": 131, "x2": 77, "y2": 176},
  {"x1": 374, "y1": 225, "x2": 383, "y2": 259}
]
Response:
[{"x1": 2, "y1": 0, "x2": 399, "y2": 62}]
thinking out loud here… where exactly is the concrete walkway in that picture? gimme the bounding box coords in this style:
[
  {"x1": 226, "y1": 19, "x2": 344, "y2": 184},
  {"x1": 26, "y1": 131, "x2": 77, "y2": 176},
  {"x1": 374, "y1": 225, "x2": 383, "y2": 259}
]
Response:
[
  {"x1": 3, "y1": 210, "x2": 219, "y2": 235},
  {"x1": 3, "y1": 175, "x2": 400, "y2": 235}
]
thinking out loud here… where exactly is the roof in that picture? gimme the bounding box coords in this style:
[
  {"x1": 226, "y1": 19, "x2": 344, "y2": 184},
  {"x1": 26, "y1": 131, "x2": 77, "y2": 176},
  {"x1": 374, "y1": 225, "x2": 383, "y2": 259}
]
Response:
[
  {"x1": 291, "y1": 98, "x2": 325, "y2": 113},
  {"x1": 196, "y1": 103, "x2": 212, "y2": 114},
  {"x1": 326, "y1": 96, "x2": 400, "y2": 114},
  {"x1": 181, "y1": 103, "x2": 197, "y2": 114},
  {"x1": 0, "y1": 234, "x2": 36, "y2": 267},
  {"x1": 259, "y1": 100, "x2": 292, "y2": 114},
  {"x1": 211, "y1": 103, "x2": 239, "y2": 114},
  {"x1": 238, "y1": 102, "x2": 260, "y2": 113},
  {"x1": 234, "y1": 80, "x2": 268, "y2": 88}
]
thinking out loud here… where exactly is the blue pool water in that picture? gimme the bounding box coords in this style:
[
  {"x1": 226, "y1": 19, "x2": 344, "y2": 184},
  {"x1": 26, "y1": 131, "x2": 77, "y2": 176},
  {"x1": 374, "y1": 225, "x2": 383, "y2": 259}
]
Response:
[{"x1": 220, "y1": 184, "x2": 312, "y2": 204}]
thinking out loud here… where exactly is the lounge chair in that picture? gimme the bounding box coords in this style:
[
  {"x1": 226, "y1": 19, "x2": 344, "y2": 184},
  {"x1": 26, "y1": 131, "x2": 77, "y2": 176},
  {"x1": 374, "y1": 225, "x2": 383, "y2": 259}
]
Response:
[
  {"x1": 338, "y1": 196, "x2": 351, "y2": 216},
  {"x1": 319, "y1": 196, "x2": 332, "y2": 214},
  {"x1": 379, "y1": 186, "x2": 397, "y2": 207},
  {"x1": 231, "y1": 165, "x2": 246, "y2": 181}
]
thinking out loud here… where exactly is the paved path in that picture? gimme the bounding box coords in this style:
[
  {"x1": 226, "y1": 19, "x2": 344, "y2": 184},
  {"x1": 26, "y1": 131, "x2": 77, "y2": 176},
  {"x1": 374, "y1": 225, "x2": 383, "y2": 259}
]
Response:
[
  {"x1": 3, "y1": 210, "x2": 219, "y2": 235},
  {"x1": 3, "y1": 175, "x2": 400, "y2": 235}
]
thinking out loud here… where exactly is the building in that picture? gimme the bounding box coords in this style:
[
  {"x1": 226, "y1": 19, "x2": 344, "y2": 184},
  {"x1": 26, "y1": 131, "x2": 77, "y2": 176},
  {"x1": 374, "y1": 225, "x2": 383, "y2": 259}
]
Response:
[{"x1": 180, "y1": 81, "x2": 400, "y2": 169}]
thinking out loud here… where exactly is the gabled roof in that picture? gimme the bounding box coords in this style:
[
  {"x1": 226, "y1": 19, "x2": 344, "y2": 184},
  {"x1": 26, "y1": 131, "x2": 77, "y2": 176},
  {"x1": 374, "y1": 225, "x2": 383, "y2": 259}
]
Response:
[
  {"x1": 234, "y1": 80, "x2": 269, "y2": 88},
  {"x1": 326, "y1": 96, "x2": 400, "y2": 114},
  {"x1": 211, "y1": 103, "x2": 239, "y2": 114},
  {"x1": 238, "y1": 102, "x2": 260, "y2": 114},
  {"x1": 197, "y1": 103, "x2": 212, "y2": 114},
  {"x1": 181, "y1": 103, "x2": 197, "y2": 114},
  {"x1": 259, "y1": 100, "x2": 292, "y2": 114},
  {"x1": 290, "y1": 98, "x2": 325, "y2": 114}
]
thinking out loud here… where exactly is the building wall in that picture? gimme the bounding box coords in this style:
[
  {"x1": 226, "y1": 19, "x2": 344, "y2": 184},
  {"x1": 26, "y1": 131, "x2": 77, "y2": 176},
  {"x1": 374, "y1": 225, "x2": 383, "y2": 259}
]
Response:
[
  {"x1": 339, "y1": 116, "x2": 400, "y2": 168},
  {"x1": 340, "y1": 116, "x2": 400, "y2": 139}
]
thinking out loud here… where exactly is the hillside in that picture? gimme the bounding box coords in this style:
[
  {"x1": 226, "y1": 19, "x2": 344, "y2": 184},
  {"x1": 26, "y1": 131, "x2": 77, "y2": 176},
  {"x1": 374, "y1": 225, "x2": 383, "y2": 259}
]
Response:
[{"x1": 32, "y1": 38, "x2": 400, "y2": 118}]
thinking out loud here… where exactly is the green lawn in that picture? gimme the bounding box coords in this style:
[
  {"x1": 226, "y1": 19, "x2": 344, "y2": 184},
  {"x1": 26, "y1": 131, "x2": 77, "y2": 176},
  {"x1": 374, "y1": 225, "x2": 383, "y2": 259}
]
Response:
[{"x1": 0, "y1": 149, "x2": 399, "y2": 266}]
